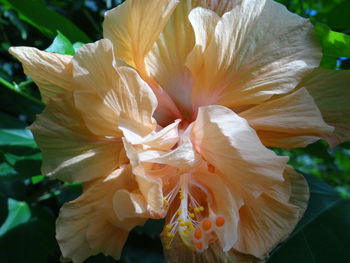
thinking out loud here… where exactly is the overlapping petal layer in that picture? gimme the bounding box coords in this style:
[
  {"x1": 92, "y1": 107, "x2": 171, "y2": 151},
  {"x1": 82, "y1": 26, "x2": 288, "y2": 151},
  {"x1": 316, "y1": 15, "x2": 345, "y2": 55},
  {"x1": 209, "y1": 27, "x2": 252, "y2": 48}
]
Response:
[
  {"x1": 192, "y1": 105, "x2": 288, "y2": 196},
  {"x1": 29, "y1": 92, "x2": 122, "y2": 182},
  {"x1": 298, "y1": 68, "x2": 350, "y2": 147},
  {"x1": 9, "y1": 47, "x2": 72, "y2": 102},
  {"x1": 240, "y1": 88, "x2": 334, "y2": 148},
  {"x1": 187, "y1": 0, "x2": 321, "y2": 111},
  {"x1": 72, "y1": 39, "x2": 157, "y2": 137},
  {"x1": 57, "y1": 165, "x2": 149, "y2": 262}
]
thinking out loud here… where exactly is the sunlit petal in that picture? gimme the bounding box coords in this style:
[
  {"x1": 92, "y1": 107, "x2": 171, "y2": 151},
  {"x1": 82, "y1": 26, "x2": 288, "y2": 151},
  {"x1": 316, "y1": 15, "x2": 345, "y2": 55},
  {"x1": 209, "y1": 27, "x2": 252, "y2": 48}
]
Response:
[
  {"x1": 72, "y1": 39, "x2": 157, "y2": 137},
  {"x1": 187, "y1": 0, "x2": 321, "y2": 110},
  {"x1": 56, "y1": 166, "x2": 147, "y2": 263},
  {"x1": 103, "y1": 0, "x2": 179, "y2": 74},
  {"x1": 240, "y1": 88, "x2": 334, "y2": 149},
  {"x1": 298, "y1": 68, "x2": 350, "y2": 147},
  {"x1": 234, "y1": 166, "x2": 308, "y2": 258},
  {"x1": 29, "y1": 92, "x2": 122, "y2": 182},
  {"x1": 9, "y1": 47, "x2": 72, "y2": 102},
  {"x1": 192, "y1": 105, "x2": 288, "y2": 196}
]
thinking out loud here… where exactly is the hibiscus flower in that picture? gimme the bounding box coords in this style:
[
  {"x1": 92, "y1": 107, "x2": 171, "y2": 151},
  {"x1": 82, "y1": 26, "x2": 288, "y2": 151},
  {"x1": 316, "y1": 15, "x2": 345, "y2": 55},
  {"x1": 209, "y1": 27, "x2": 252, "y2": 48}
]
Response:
[{"x1": 9, "y1": 0, "x2": 350, "y2": 262}]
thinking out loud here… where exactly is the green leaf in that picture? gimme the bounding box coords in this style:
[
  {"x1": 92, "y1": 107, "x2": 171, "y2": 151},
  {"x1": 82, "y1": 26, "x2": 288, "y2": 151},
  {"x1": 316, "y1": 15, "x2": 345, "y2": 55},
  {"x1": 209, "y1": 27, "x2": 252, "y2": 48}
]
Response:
[
  {"x1": 0, "y1": 0, "x2": 90, "y2": 42},
  {"x1": 3, "y1": 151, "x2": 41, "y2": 179},
  {"x1": 31, "y1": 175, "x2": 44, "y2": 184},
  {"x1": 326, "y1": 2, "x2": 350, "y2": 32},
  {"x1": 315, "y1": 23, "x2": 350, "y2": 68},
  {"x1": 267, "y1": 175, "x2": 349, "y2": 263},
  {"x1": 0, "y1": 201, "x2": 57, "y2": 263},
  {"x1": 0, "y1": 199, "x2": 31, "y2": 236},
  {"x1": 73, "y1": 42, "x2": 85, "y2": 53},
  {"x1": 0, "y1": 128, "x2": 36, "y2": 148},
  {"x1": 46, "y1": 31, "x2": 75, "y2": 55}
]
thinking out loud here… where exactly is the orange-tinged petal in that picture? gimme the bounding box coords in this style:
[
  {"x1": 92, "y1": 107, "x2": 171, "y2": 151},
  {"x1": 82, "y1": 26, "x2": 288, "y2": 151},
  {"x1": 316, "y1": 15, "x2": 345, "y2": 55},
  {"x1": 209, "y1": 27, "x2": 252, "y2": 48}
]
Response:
[
  {"x1": 122, "y1": 121, "x2": 189, "y2": 212},
  {"x1": 163, "y1": 235, "x2": 260, "y2": 263},
  {"x1": 200, "y1": 0, "x2": 241, "y2": 16},
  {"x1": 145, "y1": 0, "x2": 241, "y2": 118},
  {"x1": 56, "y1": 166, "x2": 147, "y2": 263},
  {"x1": 255, "y1": 131, "x2": 321, "y2": 149},
  {"x1": 284, "y1": 166, "x2": 309, "y2": 215},
  {"x1": 192, "y1": 105, "x2": 288, "y2": 196},
  {"x1": 29, "y1": 92, "x2": 122, "y2": 182},
  {"x1": 234, "y1": 167, "x2": 308, "y2": 259},
  {"x1": 193, "y1": 166, "x2": 243, "y2": 251},
  {"x1": 103, "y1": 0, "x2": 184, "y2": 122},
  {"x1": 297, "y1": 68, "x2": 350, "y2": 147},
  {"x1": 135, "y1": 174, "x2": 165, "y2": 213},
  {"x1": 103, "y1": 0, "x2": 179, "y2": 74},
  {"x1": 72, "y1": 39, "x2": 123, "y2": 137},
  {"x1": 72, "y1": 39, "x2": 157, "y2": 137},
  {"x1": 187, "y1": 0, "x2": 321, "y2": 110},
  {"x1": 240, "y1": 88, "x2": 334, "y2": 149},
  {"x1": 132, "y1": 124, "x2": 199, "y2": 170},
  {"x1": 9, "y1": 47, "x2": 72, "y2": 102},
  {"x1": 116, "y1": 66, "x2": 158, "y2": 136},
  {"x1": 113, "y1": 190, "x2": 149, "y2": 221},
  {"x1": 146, "y1": 0, "x2": 196, "y2": 117},
  {"x1": 234, "y1": 194, "x2": 299, "y2": 259}
]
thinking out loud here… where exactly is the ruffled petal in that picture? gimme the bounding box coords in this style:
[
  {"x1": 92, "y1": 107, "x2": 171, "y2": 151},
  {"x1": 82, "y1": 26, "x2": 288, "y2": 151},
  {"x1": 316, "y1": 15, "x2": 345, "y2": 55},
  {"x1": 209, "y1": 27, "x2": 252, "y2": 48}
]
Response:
[
  {"x1": 192, "y1": 166, "x2": 243, "y2": 251},
  {"x1": 29, "y1": 92, "x2": 122, "y2": 182},
  {"x1": 297, "y1": 68, "x2": 350, "y2": 147},
  {"x1": 122, "y1": 120, "x2": 186, "y2": 212},
  {"x1": 234, "y1": 195, "x2": 299, "y2": 259},
  {"x1": 187, "y1": 0, "x2": 321, "y2": 110},
  {"x1": 164, "y1": 236, "x2": 260, "y2": 263},
  {"x1": 72, "y1": 39, "x2": 123, "y2": 137},
  {"x1": 9, "y1": 47, "x2": 72, "y2": 102},
  {"x1": 234, "y1": 167, "x2": 309, "y2": 259},
  {"x1": 145, "y1": 0, "x2": 241, "y2": 118},
  {"x1": 103, "y1": 0, "x2": 179, "y2": 74},
  {"x1": 200, "y1": 0, "x2": 242, "y2": 16},
  {"x1": 145, "y1": 0, "x2": 196, "y2": 117},
  {"x1": 56, "y1": 166, "x2": 147, "y2": 263},
  {"x1": 117, "y1": 66, "x2": 158, "y2": 136},
  {"x1": 113, "y1": 190, "x2": 149, "y2": 220},
  {"x1": 192, "y1": 105, "x2": 288, "y2": 196},
  {"x1": 285, "y1": 166, "x2": 309, "y2": 214},
  {"x1": 72, "y1": 39, "x2": 157, "y2": 137},
  {"x1": 240, "y1": 88, "x2": 334, "y2": 149}
]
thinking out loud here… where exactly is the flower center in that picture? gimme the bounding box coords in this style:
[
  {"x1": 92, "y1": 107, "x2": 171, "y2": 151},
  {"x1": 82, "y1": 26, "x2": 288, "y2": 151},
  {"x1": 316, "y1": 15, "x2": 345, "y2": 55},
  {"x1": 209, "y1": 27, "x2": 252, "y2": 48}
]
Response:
[{"x1": 162, "y1": 172, "x2": 226, "y2": 252}]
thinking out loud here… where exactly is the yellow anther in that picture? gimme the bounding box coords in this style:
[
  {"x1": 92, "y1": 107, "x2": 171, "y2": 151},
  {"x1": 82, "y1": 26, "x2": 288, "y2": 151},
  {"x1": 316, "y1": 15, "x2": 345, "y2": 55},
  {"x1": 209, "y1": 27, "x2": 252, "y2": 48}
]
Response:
[
  {"x1": 166, "y1": 232, "x2": 175, "y2": 238},
  {"x1": 189, "y1": 213, "x2": 195, "y2": 218},
  {"x1": 194, "y1": 207, "x2": 201, "y2": 213},
  {"x1": 199, "y1": 206, "x2": 205, "y2": 212},
  {"x1": 179, "y1": 194, "x2": 184, "y2": 200},
  {"x1": 176, "y1": 210, "x2": 182, "y2": 216},
  {"x1": 184, "y1": 221, "x2": 192, "y2": 226},
  {"x1": 163, "y1": 198, "x2": 169, "y2": 206},
  {"x1": 165, "y1": 224, "x2": 172, "y2": 231},
  {"x1": 177, "y1": 217, "x2": 183, "y2": 222}
]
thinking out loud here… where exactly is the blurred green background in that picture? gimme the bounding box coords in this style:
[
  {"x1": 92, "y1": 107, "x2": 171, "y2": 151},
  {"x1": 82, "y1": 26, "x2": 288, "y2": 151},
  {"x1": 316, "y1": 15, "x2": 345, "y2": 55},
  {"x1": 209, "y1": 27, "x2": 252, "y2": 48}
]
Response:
[{"x1": 0, "y1": 0, "x2": 349, "y2": 262}]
